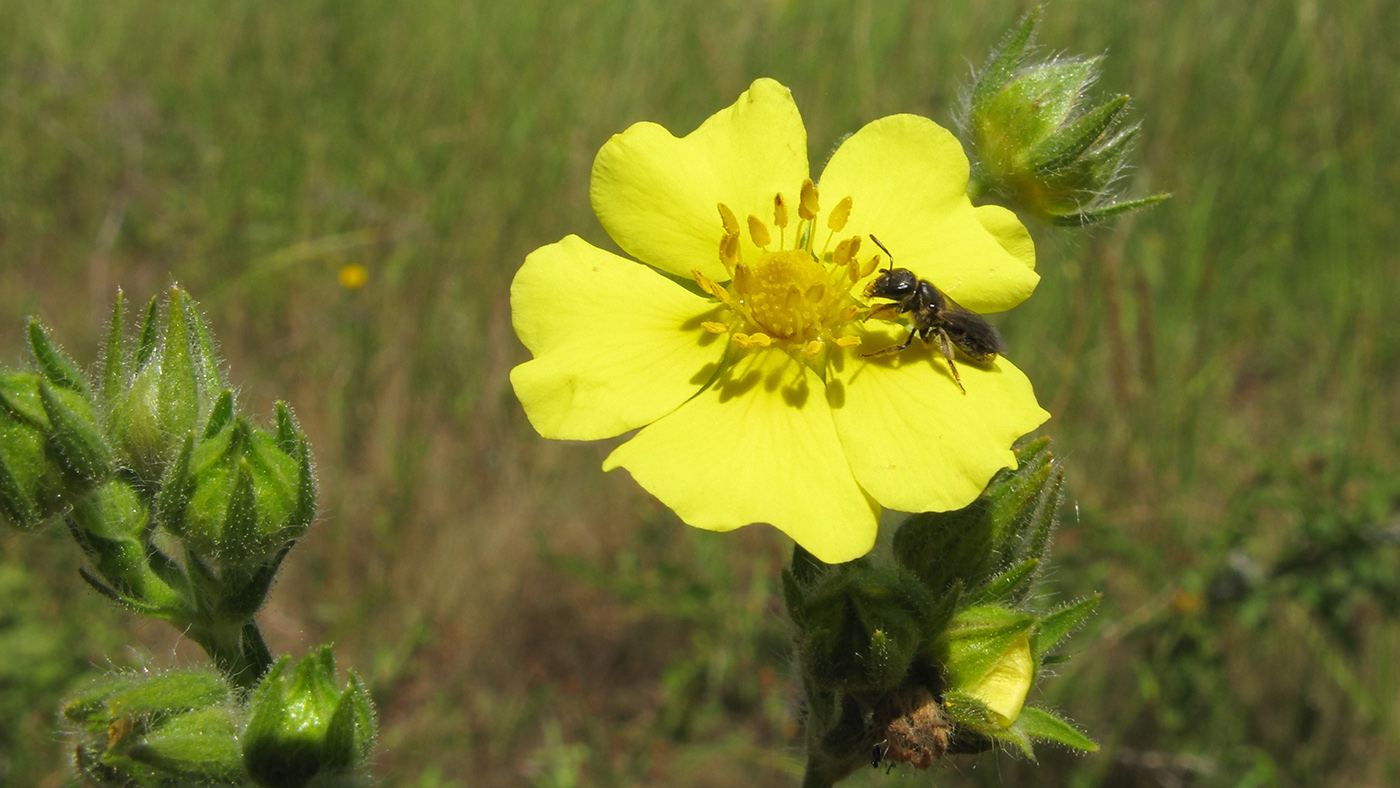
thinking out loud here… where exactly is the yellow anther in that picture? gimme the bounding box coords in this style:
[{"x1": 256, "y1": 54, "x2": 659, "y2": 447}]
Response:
[
  {"x1": 804, "y1": 340, "x2": 824, "y2": 357},
  {"x1": 835, "y1": 335, "x2": 862, "y2": 348},
  {"x1": 799, "y1": 178, "x2": 820, "y2": 220},
  {"x1": 859, "y1": 253, "x2": 881, "y2": 279},
  {"x1": 805, "y1": 283, "x2": 825, "y2": 303},
  {"x1": 747, "y1": 215, "x2": 771, "y2": 248},
  {"x1": 748, "y1": 332, "x2": 773, "y2": 347},
  {"x1": 719, "y1": 231, "x2": 741, "y2": 270},
  {"x1": 701, "y1": 321, "x2": 729, "y2": 334},
  {"x1": 718, "y1": 203, "x2": 740, "y2": 235},
  {"x1": 693, "y1": 269, "x2": 724, "y2": 298},
  {"x1": 833, "y1": 237, "x2": 855, "y2": 268},
  {"x1": 773, "y1": 193, "x2": 789, "y2": 229},
  {"x1": 827, "y1": 196, "x2": 853, "y2": 232},
  {"x1": 839, "y1": 305, "x2": 860, "y2": 321}
]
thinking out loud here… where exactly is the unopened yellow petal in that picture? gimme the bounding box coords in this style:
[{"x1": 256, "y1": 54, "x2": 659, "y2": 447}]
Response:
[
  {"x1": 827, "y1": 326, "x2": 1049, "y2": 513},
  {"x1": 511, "y1": 236, "x2": 727, "y2": 440},
  {"x1": 603, "y1": 348, "x2": 877, "y2": 563},
  {"x1": 965, "y1": 632, "x2": 1033, "y2": 727},
  {"x1": 590, "y1": 78, "x2": 809, "y2": 281},
  {"x1": 817, "y1": 114, "x2": 1039, "y2": 314}
]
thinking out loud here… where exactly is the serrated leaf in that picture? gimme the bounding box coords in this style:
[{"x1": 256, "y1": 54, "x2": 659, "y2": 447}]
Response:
[{"x1": 1014, "y1": 705, "x2": 1098, "y2": 752}]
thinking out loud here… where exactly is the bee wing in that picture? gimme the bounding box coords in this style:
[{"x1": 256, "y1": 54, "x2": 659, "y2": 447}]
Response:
[{"x1": 939, "y1": 298, "x2": 1008, "y2": 357}]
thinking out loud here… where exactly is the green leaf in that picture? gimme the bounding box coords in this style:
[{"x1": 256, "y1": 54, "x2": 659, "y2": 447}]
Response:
[{"x1": 1014, "y1": 705, "x2": 1099, "y2": 752}]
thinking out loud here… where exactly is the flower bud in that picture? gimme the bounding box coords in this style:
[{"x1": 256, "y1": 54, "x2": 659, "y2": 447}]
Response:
[
  {"x1": 941, "y1": 605, "x2": 1035, "y2": 727},
  {"x1": 0, "y1": 372, "x2": 67, "y2": 530},
  {"x1": 243, "y1": 647, "x2": 377, "y2": 788},
  {"x1": 964, "y1": 8, "x2": 1168, "y2": 225},
  {"x1": 159, "y1": 405, "x2": 315, "y2": 567},
  {"x1": 64, "y1": 668, "x2": 245, "y2": 788},
  {"x1": 106, "y1": 287, "x2": 228, "y2": 485}
]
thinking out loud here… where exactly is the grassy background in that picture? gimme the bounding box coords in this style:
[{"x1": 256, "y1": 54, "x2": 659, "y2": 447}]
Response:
[{"x1": 2, "y1": 0, "x2": 1399, "y2": 786}]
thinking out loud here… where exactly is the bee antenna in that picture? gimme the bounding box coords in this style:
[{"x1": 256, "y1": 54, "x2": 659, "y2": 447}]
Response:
[{"x1": 869, "y1": 234, "x2": 894, "y2": 270}]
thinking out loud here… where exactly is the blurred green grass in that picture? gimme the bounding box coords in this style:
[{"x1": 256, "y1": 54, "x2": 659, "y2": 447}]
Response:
[{"x1": 2, "y1": 1, "x2": 1398, "y2": 786}]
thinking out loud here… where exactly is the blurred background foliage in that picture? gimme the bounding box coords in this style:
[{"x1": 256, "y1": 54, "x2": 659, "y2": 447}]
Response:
[{"x1": 1, "y1": 0, "x2": 1398, "y2": 786}]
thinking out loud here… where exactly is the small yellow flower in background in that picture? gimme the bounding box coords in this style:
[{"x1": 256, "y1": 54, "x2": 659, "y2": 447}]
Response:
[
  {"x1": 510, "y1": 78, "x2": 1047, "y2": 563},
  {"x1": 338, "y1": 263, "x2": 369, "y2": 290}
]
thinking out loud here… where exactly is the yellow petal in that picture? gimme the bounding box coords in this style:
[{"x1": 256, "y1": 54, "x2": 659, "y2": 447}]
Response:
[
  {"x1": 965, "y1": 632, "x2": 1034, "y2": 727},
  {"x1": 603, "y1": 347, "x2": 877, "y2": 563},
  {"x1": 510, "y1": 235, "x2": 727, "y2": 440},
  {"x1": 590, "y1": 78, "x2": 810, "y2": 282},
  {"x1": 816, "y1": 114, "x2": 1039, "y2": 314},
  {"x1": 826, "y1": 325, "x2": 1049, "y2": 513}
]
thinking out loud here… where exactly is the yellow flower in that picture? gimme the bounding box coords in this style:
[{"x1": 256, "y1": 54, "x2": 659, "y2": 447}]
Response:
[{"x1": 510, "y1": 79, "x2": 1047, "y2": 563}]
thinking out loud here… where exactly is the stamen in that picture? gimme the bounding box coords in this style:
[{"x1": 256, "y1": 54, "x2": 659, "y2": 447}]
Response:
[
  {"x1": 701, "y1": 322, "x2": 729, "y2": 334},
  {"x1": 747, "y1": 215, "x2": 771, "y2": 248},
  {"x1": 717, "y1": 203, "x2": 740, "y2": 235},
  {"x1": 799, "y1": 179, "x2": 819, "y2": 221},
  {"x1": 773, "y1": 194, "x2": 789, "y2": 229},
  {"x1": 859, "y1": 253, "x2": 881, "y2": 279},
  {"x1": 827, "y1": 196, "x2": 852, "y2": 232},
  {"x1": 719, "y1": 231, "x2": 741, "y2": 272},
  {"x1": 835, "y1": 335, "x2": 862, "y2": 348},
  {"x1": 804, "y1": 340, "x2": 824, "y2": 357}
]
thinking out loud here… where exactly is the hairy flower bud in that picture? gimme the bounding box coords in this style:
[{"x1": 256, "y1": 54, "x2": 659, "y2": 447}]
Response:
[
  {"x1": 64, "y1": 668, "x2": 245, "y2": 788},
  {"x1": 105, "y1": 287, "x2": 228, "y2": 485},
  {"x1": 963, "y1": 7, "x2": 1168, "y2": 225},
  {"x1": 243, "y1": 647, "x2": 376, "y2": 788},
  {"x1": 159, "y1": 406, "x2": 315, "y2": 568},
  {"x1": 0, "y1": 372, "x2": 67, "y2": 530}
]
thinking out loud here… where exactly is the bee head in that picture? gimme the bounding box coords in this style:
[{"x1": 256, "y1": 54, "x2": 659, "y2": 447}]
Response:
[{"x1": 865, "y1": 266, "x2": 918, "y2": 300}]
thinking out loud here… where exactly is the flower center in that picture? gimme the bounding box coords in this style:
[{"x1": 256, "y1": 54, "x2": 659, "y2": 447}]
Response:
[{"x1": 693, "y1": 179, "x2": 881, "y2": 358}]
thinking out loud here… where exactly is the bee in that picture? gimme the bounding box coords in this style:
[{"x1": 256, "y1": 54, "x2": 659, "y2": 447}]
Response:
[{"x1": 861, "y1": 235, "x2": 1007, "y2": 393}]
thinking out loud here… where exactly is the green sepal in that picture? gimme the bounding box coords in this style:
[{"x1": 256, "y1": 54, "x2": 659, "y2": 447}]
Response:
[
  {"x1": 940, "y1": 604, "x2": 1035, "y2": 691},
  {"x1": 0, "y1": 454, "x2": 43, "y2": 530},
  {"x1": 1012, "y1": 705, "x2": 1098, "y2": 752},
  {"x1": 981, "y1": 57, "x2": 1101, "y2": 160},
  {"x1": 323, "y1": 671, "x2": 377, "y2": 770},
  {"x1": 27, "y1": 319, "x2": 90, "y2": 395},
  {"x1": 1048, "y1": 192, "x2": 1173, "y2": 226},
  {"x1": 39, "y1": 379, "x2": 112, "y2": 483},
  {"x1": 1031, "y1": 93, "x2": 1130, "y2": 175},
  {"x1": 218, "y1": 544, "x2": 292, "y2": 621},
  {"x1": 157, "y1": 286, "x2": 201, "y2": 443},
  {"x1": 180, "y1": 289, "x2": 227, "y2": 411},
  {"x1": 970, "y1": 5, "x2": 1041, "y2": 114},
  {"x1": 134, "y1": 295, "x2": 160, "y2": 366},
  {"x1": 1034, "y1": 594, "x2": 1101, "y2": 657},
  {"x1": 782, "y1": 567, "x2": 809, "y2": 631},
  {"x1": 99, "y1": 288, "x2": 128, "y2": 408},
  {"x1": 893, "y1": 502, "x2": 996, "y2": 596},
  {"x1": 204, "y1": 389, "x2": 235, "y2": 439},
  {"x1": 975, "y1": 557, "x2": 1041, "y2": 605},
  {"x1": 244, "y1": 647, "x2": 376, "y2": 787},
  {"x1": 123, "y1": 705, "x2": 247, "y2": 785},
  {"x1": 156, "y1": 433, "x2": 197, "y2": 532}
]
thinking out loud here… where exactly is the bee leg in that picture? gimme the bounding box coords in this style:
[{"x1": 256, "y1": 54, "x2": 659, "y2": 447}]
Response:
[
  {"x1": 936, "y1": 330, "x2": 967, "y2": 393},
  {"x1": 861, "y1": 326, "x2": 918, "y2": 358},
  {"x1": 866, "y1": 303, "x2": 901, "y2": 322}
]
